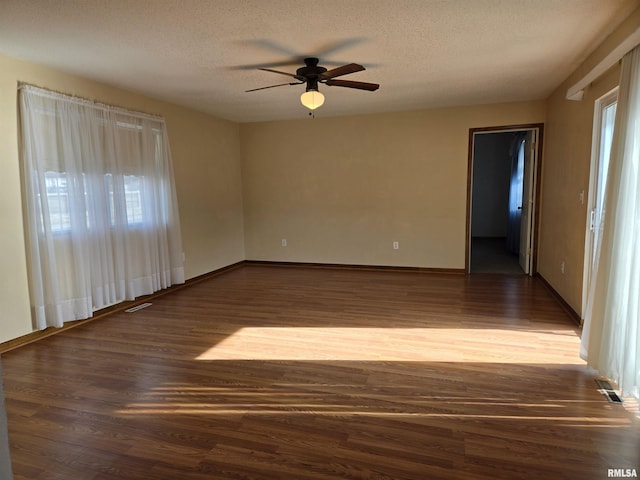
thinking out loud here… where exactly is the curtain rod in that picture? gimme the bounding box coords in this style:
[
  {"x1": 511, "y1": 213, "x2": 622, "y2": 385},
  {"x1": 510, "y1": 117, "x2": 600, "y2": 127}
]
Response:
[
  {"x1": 18, "y1": 84, "x2": 165, "y2": 122},
  {"x1": 566, "y1": 26, "x2": 640, "y2": 101}
]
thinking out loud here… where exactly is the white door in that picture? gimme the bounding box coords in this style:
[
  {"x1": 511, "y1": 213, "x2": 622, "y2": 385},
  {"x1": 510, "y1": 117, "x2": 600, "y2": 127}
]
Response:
[
  {"x1": 519, "y1": 130, "x2": 537, "y2": 274},
  {"x1": 582, "y1": 88, "x2": 618, "y2": 315}
]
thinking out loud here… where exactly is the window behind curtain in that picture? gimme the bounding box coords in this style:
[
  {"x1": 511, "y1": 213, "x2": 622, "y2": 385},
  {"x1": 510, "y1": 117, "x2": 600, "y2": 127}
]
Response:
[{"x1": 20, "y1": 85, "x2": 185, "y2": 330}]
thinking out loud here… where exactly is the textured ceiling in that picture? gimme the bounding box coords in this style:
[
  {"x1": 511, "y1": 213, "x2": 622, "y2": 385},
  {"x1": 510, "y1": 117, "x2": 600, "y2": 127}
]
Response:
[{"x1": 0, "y1": 0, "x2": 638, "y2": 122}]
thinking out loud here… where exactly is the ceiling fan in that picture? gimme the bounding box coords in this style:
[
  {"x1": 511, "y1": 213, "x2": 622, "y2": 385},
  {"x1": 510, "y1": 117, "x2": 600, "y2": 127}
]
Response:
[{"x1": 246, "y1": 57, "x2": 380, "y2": 111}]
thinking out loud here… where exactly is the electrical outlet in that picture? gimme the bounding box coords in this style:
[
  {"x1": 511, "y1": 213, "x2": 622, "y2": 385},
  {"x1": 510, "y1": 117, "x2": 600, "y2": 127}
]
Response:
[
  {"x1": 393, "y1": 241, "x2": 399, "y2": 250},
  {"x1": 281, "y1": 239, "x2": 287, "y2": 247}
]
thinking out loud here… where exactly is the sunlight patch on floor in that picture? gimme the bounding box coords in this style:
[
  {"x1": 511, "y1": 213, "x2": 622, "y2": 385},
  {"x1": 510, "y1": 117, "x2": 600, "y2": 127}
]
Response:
[
  {"x1": 194, "y1": 327, "x2": 584, "y2": 364},
  {"x1": 117, "y1": 408, "x2": 629, "y2": 424},
  {"x1": 116, "y1": 385, "x2": 630, "y2": 426}
]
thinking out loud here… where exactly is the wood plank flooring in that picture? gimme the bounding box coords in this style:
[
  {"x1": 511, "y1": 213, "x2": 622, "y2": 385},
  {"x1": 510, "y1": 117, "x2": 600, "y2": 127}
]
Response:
[{"x1": 2, "y1": 265, "x2": 639, "y2": 479}]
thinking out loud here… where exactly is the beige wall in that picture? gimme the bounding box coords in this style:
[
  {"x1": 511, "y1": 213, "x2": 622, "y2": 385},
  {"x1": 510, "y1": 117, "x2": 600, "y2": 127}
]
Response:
[
  {"x1": 539, "y1": 68, "x2": 619, "y2": 316},
  {"x1": 0, "y1": 52, "x2": 245, "y2": 344},
  {"x1": 241, "y1": 102, "x2": 546, "y2": 269},
  {"x1": 538, "y1": 6, "x2": 640, "y2": 316}
]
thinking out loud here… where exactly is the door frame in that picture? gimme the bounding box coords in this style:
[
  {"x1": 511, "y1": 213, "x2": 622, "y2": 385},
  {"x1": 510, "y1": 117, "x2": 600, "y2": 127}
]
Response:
[{"x1": 465, "y1": 123, "x2": 545, "y2": 275}]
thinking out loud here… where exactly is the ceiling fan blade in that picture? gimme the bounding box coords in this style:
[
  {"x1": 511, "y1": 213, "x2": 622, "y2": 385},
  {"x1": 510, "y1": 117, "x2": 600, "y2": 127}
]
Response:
[
  {"x1": 325, "y1": 79, "x2": 380, "y2": 91},
  {"x1": 320, "y1": 63, "x2": 365, "y2": 79},
  {"x1": 259, "y1": 68, "x2": 304, "y2": 80},
  {"x1": 245, "y1": 82, "x2": 302, "y2": 92}
]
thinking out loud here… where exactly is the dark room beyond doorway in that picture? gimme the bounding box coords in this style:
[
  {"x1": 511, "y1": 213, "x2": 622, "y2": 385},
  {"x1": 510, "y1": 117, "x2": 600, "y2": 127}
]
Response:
[{"x1": 470, "y1": 130, "x2": 535, "y2": 275}]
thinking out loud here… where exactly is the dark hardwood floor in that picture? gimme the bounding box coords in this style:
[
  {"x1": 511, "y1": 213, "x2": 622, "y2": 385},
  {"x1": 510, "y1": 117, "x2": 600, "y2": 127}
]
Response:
[{"x1": 2, "y1": 264, "x2": 639, "y2": 479}]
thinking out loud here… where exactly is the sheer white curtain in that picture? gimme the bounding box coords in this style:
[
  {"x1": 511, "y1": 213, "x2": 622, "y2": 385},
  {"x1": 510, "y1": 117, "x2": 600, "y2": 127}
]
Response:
[
  {"x1": 20, "y1": 86, "x2": 185, "y2": 330},
  {"x1": 581, "y1": 46, "x2": 640, "y2": 399}
]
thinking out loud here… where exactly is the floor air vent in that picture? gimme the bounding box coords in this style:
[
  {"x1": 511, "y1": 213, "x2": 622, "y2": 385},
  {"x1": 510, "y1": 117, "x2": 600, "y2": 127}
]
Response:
[
  {"x1": 125, "y1": 302, "x2": 152, "y2": 313},
  {"x1": 595, "y1": 379, "x2": 623, "y2": 404}
]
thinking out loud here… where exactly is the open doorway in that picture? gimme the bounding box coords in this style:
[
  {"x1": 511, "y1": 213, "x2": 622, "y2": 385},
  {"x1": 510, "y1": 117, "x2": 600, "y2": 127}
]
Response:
[{"x1": 466, "y1": 124, "x2": 544, "y2": 275}]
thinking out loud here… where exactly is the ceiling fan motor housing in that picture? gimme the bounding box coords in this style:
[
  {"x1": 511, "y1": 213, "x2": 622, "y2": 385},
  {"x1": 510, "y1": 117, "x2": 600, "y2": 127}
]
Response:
[{"x1": 297, "y1": 58, "x2": 326, "y2": 91}]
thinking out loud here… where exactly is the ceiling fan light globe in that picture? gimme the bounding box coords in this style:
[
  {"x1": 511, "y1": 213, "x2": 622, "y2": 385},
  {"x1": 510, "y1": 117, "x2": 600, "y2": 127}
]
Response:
[{"x1": 300, "y1": 91, "x2": 325, "y2": 110}]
